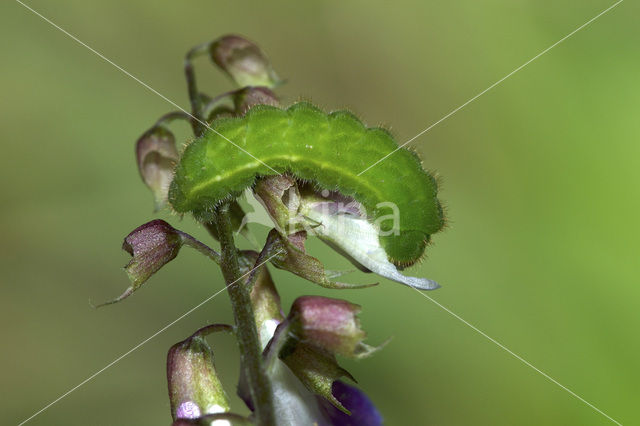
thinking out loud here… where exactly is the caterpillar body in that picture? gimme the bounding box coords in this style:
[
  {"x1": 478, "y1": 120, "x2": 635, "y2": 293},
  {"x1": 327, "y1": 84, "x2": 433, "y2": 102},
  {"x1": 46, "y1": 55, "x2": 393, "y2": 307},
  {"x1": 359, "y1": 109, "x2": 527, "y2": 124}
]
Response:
[{"x1": 169, "y1": 102, "x2": 444, "y2": 266}]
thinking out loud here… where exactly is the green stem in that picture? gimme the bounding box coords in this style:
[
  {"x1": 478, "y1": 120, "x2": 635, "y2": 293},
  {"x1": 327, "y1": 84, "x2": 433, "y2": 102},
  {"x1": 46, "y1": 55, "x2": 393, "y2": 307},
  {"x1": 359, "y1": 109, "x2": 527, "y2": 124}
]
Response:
[
  {"x1": 184, "y1": 42, "x2": 210, "y2": 137},
  {"x1": 177, "y1": 231, "x2": 221, "y2": 265},
  {"x1": 215, "y1": 203, "x2": 276, "y2": 426}
]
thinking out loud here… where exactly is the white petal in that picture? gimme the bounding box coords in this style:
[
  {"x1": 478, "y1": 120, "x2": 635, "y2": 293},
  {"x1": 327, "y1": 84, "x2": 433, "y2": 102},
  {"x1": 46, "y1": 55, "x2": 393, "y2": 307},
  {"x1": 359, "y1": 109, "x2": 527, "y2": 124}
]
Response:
[{"x1": 302, "y1": 207, "x2": 439, "y2": 290}]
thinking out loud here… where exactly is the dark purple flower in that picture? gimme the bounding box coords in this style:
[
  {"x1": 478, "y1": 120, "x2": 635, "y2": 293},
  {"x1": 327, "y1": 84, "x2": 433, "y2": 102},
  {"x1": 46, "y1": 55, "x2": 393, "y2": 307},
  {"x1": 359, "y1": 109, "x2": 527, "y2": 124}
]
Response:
[{"x1": 318, "y1": 381, "x2": 383, "y2": 426}]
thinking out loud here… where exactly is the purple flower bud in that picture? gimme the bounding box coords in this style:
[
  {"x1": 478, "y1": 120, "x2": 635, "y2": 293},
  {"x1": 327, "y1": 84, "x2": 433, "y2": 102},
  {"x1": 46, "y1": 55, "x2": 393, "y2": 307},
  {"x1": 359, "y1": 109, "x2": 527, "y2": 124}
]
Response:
[
  {"x1": 122, "y1": 219, "x2": 183, "y2": 290},
  {"x1": 167, "y1": 325, "x2": 233, "y2": 421},
  {"x1": 317, "y1": 381, "x2": 383, "y2": 426},
  {"x1": 233, "y1": 86, "x2": 280, "y2": 115},
  {"x1": 97, "y1": 221, "x2": 221, "y2": 307},
  {"x1": 209, "y1": 35, "x2": 280, "y2": 88},
  {"x1": 135, "y1": 126, "x2": 178, "y2": 211},
  {"x1": 289, "y1": 296, "x2": 371, "y2": 358}
]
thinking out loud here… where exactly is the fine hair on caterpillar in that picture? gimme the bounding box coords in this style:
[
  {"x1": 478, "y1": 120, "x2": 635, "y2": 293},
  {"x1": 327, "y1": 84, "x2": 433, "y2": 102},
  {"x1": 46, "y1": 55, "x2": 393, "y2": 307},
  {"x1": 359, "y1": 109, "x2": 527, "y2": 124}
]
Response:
[{"x1": 170, "y1": 102, "x2": 445, "y2": 266}]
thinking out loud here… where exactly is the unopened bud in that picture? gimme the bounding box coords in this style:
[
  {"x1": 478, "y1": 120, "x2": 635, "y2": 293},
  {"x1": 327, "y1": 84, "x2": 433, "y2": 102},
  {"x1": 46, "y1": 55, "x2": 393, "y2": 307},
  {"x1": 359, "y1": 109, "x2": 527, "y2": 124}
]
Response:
[
  {"x1": 122, "y1": 219, "x2": 183, "y2": 289},
  {"x1": 135, "y1": 126, "x2": 178, "y2": 211},
  {"x1": 209, "y1": 35, "x2": 280, "y2": 88},
  {"x1": 288, "y1": 296, "x2": 374, "y2": 358},
  {"x1": 167, "y1": 325, "x2": 233, "y2": 421},
  {"x1": 233, "y1": 86, "x2": 280, "y2": 115},
  {"x1": 98, "y1": 221, "x2": 221, "y2": 307}
]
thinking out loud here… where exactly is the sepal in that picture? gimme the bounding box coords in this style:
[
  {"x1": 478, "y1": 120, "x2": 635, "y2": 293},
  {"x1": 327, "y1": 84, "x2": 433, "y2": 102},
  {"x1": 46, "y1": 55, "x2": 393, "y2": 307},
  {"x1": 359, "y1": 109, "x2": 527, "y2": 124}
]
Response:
[
  {"x1": 265, "y1": 229, "x2": 376, "y2": 290},
  {"x1": 167, "y1": 325, "x2": 234, "y2": 421},
  {"x1": 288, "y1": 296, "x2": 382, "y2": 359},
  {"x1": 279, "y1": 342, "x2": 355, "y2": 414}
]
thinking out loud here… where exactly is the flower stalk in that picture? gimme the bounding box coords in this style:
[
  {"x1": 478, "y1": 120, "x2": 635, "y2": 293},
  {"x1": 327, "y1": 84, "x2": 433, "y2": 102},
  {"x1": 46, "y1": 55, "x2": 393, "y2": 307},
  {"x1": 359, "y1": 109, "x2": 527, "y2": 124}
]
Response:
[
  {"x1": 185, "y1": 40, "x2": 278, "y2": 424},
  {"x1": 214, "y1": 202, "x2": 276, "y2": 425},
  {"x1": 111, "y1": 34, "x2": 441, "y2": 425}
]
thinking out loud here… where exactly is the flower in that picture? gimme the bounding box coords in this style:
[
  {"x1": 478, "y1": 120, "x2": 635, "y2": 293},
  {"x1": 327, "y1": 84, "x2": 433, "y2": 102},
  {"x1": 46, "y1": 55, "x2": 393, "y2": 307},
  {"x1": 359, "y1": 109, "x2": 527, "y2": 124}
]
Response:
[
  {"x1": 122, "y1": 219, "x2": 183, "y2": 289},
  {"x1": 209, "y1": 35, "x2": 280, "y2": 88},
  {"x1": 167, "y1": 325, "x2": 233, "y2": 421},
  {"x1": 317, "y1": 381, "x2": 383, "y2": 426},
  {"x1": 135, "y1": 126, "x2": 178, "y2": 211}
]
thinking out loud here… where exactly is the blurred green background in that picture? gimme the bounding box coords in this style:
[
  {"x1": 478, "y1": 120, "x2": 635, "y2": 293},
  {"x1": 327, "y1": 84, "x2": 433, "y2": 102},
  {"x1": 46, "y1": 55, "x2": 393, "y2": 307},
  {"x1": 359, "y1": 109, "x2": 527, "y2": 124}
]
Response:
[{"x1": 1, "y1": 0, "x2": 637, "y2": 425}]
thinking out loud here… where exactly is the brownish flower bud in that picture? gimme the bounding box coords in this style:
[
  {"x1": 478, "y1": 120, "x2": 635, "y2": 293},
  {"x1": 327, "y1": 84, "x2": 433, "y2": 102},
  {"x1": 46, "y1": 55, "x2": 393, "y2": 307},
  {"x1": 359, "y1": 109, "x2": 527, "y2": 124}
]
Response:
[
  {"x1": 167, "y1": 325, "x2": 233, "y2": 421},
  {"x1": 209, "y1": 35, "x2": 280, "y2": 88},
  {"x1": 123, "y1": 219, "x2": 183, "y2": 288},
  {"x1": 288, "y1": 296, "x2": 374, "y2": 358},
  {"x1": 233, "y1": 86, "x2": 280, "y2": 115},
  {"x1": 135, "y1": 126, "x2": 178, "y2": 211}
]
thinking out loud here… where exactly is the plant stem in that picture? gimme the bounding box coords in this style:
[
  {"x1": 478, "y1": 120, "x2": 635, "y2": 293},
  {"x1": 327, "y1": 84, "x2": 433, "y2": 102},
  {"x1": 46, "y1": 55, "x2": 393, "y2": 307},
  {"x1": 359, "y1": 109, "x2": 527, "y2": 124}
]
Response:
[
  {"x1": 214, "y1": 203, "x2": 276, "y2": 426},
  {"x1": 184, "y1": 42, "x2": 210, "y2": 137}
]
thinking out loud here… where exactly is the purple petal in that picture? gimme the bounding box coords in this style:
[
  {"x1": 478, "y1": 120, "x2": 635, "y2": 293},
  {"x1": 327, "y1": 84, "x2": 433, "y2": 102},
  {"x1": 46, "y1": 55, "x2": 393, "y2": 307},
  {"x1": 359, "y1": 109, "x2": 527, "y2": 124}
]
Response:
[{"x1": 318, "y1": 381, "x2": 383, "y2": 426}]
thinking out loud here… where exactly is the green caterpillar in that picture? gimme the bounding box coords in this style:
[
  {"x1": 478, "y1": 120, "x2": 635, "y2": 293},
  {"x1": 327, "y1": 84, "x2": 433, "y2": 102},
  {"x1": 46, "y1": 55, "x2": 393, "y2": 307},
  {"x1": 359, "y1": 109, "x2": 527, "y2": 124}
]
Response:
[{"x1": 169, "y1": 102, "x2": 444, "y2": 266}]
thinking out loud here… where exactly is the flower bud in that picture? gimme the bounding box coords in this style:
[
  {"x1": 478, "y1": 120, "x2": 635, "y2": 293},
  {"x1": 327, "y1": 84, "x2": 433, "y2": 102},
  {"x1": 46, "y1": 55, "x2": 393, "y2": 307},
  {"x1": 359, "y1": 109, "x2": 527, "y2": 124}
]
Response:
[
  {"x1": 96, "y1": 220, "x2": 184, "y2": 306},
  {"x1": 237, "y1": 252, "x2": 335, "y2": 425},
  {"x1": 263, "y1": 297, "x2": 383, "y2": 413},
  {"x1": 167, "y1": 325, "x2": 233, "y2": 421},
  {"x1": 123, "y1": 219, "x2": 183, "y2": 288},
  {"x1": 209, "y1": 35, "x2": 280, "y2": 88},
  {"x1": 135, "y1": 126, "x2": 178, "y2": 211},
  {"x1": 233, "y1": 86, "x2": 280, "y2": 115},
  {"x1": 288, "y1": 296, "x2": 377, "y2": 358},
  {"x1": 98, "y1": 221, "x2": 222, "y2": 307}
]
